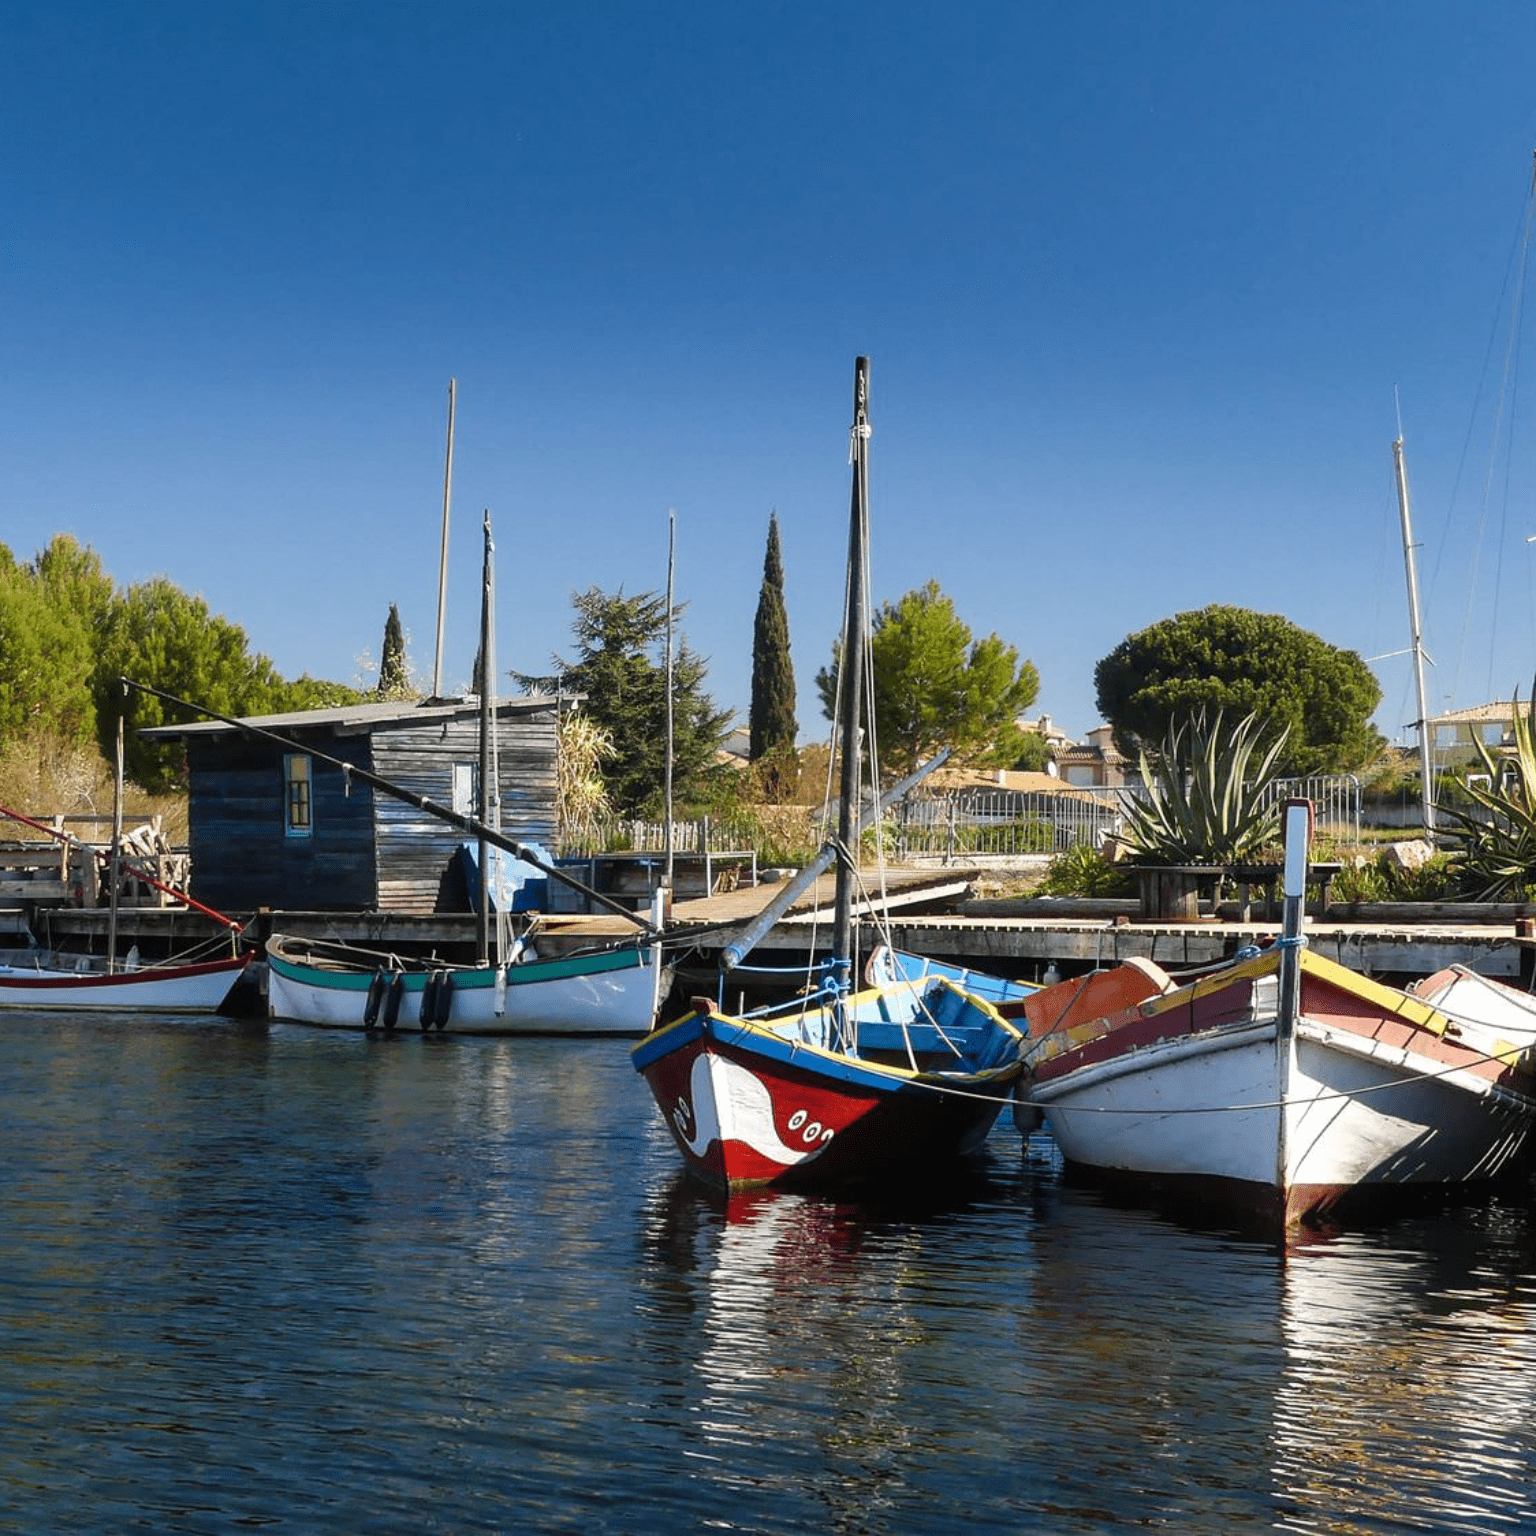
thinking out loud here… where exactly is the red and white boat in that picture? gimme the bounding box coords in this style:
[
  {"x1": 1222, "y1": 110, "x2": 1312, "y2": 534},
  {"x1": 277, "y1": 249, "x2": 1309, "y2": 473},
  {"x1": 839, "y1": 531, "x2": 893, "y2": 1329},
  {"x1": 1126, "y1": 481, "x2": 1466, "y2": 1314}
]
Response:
[
  {"x1": 0, "y1": 950, "x2": 251, "y2": 1012},
  {"x1": 0, "y1": 800, "x2": 253, "y2": 1013},
  {"x1": 633, "y1": 358, "x2": 1026, "y2": 1193},
  {"x1": 1016, "y1": 804, "x2": 1536, "y2": 1230},
  {"x1": 632, "y1": 968, "x2": 1024, "y2": 1193}
]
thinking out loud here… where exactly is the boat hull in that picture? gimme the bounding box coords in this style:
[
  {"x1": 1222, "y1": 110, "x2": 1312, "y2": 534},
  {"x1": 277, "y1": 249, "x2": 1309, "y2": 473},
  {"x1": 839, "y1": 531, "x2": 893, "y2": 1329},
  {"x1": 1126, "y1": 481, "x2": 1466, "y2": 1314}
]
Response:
[
  {"x1": 0, "y1": 953, "x2": 250, "y2": 1012},
  {"x1": 265, "y1": 938, "x2": 667, "y2": 1036},
  {"x1": 1022, "y1": 950, "x2": 1536, "y2": 1229},
  {"x1": 633, "y1": 988, "x2": 1023, "y2": 1193}
]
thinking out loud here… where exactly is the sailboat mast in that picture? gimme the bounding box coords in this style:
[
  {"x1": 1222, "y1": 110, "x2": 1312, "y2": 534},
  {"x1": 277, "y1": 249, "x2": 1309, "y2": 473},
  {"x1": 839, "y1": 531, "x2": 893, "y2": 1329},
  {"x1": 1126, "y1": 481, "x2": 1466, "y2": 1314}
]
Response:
[
  {"x1": 107, "y1": 712, "x2": 124, "y2": 973},
  {"x1": 1393, "y1": 435, "x2": 1437, "y2": 840},
  {"x1": 476, "y1": 509, "x2": 493, "y2": 967},
  {"x1": 831, "y1": 356, "x2": 871, "y2": 990},
  {"x1": 432, "y1": 377, "x2": 457, "y2": 699},
  {"x1": 664, "y1": 509, "x2": 676, "y2": 886}
]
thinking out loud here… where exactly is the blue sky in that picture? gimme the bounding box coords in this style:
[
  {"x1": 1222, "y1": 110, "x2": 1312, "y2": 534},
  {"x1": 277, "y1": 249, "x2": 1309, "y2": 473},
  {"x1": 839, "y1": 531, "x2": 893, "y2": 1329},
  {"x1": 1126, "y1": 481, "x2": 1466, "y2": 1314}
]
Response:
[{"x1": 7, "y1": 4, "x2": 1536, "y2": 749}]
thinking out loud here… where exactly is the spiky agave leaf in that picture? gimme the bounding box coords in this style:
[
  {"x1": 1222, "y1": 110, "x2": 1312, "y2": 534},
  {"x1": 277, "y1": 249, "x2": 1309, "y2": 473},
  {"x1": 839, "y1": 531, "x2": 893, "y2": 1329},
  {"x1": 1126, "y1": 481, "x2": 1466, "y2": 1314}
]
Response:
[
  {"x1": 1442, "y1": 685, "x2": 1536, "y2": 900},
  {"x1": 1122, "y1": 707, "x2": 1289, "y2": 864}
]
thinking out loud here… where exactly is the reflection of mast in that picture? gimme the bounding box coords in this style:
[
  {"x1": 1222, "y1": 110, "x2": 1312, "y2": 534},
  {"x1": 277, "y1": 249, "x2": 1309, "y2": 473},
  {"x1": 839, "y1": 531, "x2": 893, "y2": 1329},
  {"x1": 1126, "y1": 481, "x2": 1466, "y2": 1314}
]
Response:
[{"x1": 1393, "y1": 434, "x2": 1436, "y2": 840}]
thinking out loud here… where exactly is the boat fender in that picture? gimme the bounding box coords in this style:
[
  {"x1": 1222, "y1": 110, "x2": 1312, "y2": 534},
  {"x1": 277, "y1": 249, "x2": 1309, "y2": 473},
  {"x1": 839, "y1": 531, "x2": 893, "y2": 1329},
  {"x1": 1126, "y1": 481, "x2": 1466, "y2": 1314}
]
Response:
[
  {"x1": 1011, "y1": 1080, "x2": 1043, "y2": 1136},
  {"x1": 419, "y1": 971, "x2": 438, "y2": 1030},
  {"x1": 433, "y1": 970, "x2": 454, "y2": 1029},
  {"x1": 363, "y1": 970, "x2": 388, "y2": 1028},
  {"x1": 383, "y1": 971, "x2": 405, "y2": 1030}
]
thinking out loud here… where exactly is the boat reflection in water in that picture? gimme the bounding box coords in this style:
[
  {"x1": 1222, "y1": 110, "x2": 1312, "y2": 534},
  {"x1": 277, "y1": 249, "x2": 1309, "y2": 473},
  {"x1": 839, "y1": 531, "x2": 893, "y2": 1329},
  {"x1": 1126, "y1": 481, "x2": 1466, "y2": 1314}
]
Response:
[
  {"x1": 641, "y1": 1147, "x2": 1536, "y2": 1531},
  {"x1": 1274, "y1": 1213, "x2": 1536, "y2": 1530}
]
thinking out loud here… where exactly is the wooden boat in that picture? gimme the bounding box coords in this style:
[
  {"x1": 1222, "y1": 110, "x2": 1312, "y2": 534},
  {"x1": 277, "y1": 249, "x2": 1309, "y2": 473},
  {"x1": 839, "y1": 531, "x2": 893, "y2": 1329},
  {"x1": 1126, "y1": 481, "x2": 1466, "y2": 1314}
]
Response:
[
  {"x1": 868, "y1": 943, "x2": 1037, "y2": 1007},
  {"x1": 0, "y1": 950, "x2": 251, "y2": 1012},
  {"x1": 1015, "y1": 803, "x2": 1536, "y2": 1230},
  {"x1": 632, "y1": 358, "x2": 1026, "y2": 1193},
  {"x1": 253, "y1": 511, "x2": 671, "y2": 1036},
  {"x1": 264, "y1": 931, "x2": 667, "y2": 1036},
  {"x1": 0, "y1": 768, "x2": 253, "y2": 1013}
]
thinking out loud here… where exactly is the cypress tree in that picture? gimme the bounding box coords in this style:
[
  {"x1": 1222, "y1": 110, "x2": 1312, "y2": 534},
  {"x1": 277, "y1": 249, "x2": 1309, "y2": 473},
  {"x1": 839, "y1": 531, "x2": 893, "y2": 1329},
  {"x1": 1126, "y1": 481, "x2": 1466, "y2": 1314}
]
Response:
[
  {"x1": 749, "y1": 513, "x2": 798, "y2": 789},
  {"x1": 378, "y1": 603, "x2": 408, "y2": 698}
]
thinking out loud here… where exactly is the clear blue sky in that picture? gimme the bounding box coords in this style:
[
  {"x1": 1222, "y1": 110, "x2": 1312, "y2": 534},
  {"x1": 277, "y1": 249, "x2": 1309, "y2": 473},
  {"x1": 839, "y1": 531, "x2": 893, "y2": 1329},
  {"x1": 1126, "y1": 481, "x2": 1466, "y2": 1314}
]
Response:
[{"x1": 7, "y1": 3, "x2": 1536, "y2": 748}]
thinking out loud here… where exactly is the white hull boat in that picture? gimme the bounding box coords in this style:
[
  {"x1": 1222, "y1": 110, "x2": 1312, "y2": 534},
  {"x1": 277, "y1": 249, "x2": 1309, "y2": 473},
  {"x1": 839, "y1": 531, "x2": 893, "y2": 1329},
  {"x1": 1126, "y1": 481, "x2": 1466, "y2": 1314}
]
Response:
[
  {"x1": 265, "y1": 933, "x2": 669, "y2": 1036},
  {"x1": 1018, "y1": 944, "x2": 1536, "y2": 1229},
  {"x1": 0, "y1": 952, "x2": 251, "y2": 1012}
]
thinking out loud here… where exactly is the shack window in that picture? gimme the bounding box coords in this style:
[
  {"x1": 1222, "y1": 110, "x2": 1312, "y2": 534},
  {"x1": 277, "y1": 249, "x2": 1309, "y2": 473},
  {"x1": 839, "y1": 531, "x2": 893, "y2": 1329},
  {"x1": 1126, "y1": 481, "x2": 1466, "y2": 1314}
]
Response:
[{"x1": 285, "y1": 754, "x2": 313, "y2": 837}]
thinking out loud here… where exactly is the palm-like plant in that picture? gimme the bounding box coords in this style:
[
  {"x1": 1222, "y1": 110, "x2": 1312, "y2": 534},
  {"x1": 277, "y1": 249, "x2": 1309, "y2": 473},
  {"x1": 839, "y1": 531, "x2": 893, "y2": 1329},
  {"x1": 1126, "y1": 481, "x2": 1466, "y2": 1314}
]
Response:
[
  {"x1": 1441, "y1": 688, "x2": 1536, "y2": 900},
  {"x1": 1122, "y1": 707, "x2": 1289, "y2": 865}
]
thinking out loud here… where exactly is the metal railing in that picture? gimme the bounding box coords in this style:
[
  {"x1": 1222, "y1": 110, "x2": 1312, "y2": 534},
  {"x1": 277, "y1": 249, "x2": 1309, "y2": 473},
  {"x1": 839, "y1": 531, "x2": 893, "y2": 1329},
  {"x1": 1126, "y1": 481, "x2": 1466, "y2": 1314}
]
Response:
[
  {"x1": 1261, "y1": 775, "x2": 1362, "y2": 842},
  {"x1": 564, "y1": 774, "x2": 1365, "y2": 869},
  {"x1": 889, "y1": 787, "x2": 1125, "y2": 861}
]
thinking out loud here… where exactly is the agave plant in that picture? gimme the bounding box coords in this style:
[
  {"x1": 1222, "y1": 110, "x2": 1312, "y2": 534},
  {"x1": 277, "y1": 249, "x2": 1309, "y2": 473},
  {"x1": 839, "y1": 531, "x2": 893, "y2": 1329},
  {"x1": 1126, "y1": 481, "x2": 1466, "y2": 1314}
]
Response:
[
  {"x1": 1121, "y1": 707, "x2": 1290, "y2": 865},
  {"x1": 1441, "y1": 687, "x2": 1536, "y2": 901}
]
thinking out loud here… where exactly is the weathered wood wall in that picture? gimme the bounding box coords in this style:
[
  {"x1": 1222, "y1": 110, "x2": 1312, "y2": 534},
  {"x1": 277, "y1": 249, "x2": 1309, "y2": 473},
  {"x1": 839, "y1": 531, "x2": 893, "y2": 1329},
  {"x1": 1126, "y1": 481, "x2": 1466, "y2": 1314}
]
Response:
[
  {"x1": 181, "y1": 702, "x2": 559, "y2": 915},
  {"x1": 184, "y1": 735, "x2": 378, "y2": 912},
  {"x1": 371, "y1": 707, "x2": 558, "y2": 914}
]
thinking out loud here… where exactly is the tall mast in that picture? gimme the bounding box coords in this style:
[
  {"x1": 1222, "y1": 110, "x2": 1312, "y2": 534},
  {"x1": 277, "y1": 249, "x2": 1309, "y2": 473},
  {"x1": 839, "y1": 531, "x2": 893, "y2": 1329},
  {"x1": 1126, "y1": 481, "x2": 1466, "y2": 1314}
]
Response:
[
  {"x1": 432, "y1": 377, "x2": 457, "y2": 699},
  {"x1": 664, "y1": 509, "x2": 676, "y2": 886},
  {"x1": 1393, "y1": 434, "x2": 1436, "y2": 840},
  {"x1": 831, "y1": 356, "x2": 871, "y2": 993},
  {"x1": 476, "y1": 509, "x2": 494, "y2": 966}
]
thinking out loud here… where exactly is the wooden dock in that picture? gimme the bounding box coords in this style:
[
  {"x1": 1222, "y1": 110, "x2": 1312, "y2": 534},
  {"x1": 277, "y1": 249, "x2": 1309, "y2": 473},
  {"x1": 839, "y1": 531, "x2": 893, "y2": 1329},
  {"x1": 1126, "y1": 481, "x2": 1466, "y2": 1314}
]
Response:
[
  {"x1": 14, "y1": 863, "x2": 1535, "y2": 989},
  {"x1": 532, "y1": 867, "x2": 1534, "y2": 984}
]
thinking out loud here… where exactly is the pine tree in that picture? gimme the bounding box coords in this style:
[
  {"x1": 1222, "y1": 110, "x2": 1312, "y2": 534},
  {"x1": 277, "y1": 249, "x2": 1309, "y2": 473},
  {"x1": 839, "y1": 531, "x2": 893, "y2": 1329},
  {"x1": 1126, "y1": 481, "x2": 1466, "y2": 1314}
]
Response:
[
  {"x1": 378, "y1": 603, "x2": 408, "y2": 698},
  {"x1": 749, "y1": 514, "x2": 798, "y2": 793},
  {"x1": 515, "y1": 587, "x2": 733, "y2": 819}
]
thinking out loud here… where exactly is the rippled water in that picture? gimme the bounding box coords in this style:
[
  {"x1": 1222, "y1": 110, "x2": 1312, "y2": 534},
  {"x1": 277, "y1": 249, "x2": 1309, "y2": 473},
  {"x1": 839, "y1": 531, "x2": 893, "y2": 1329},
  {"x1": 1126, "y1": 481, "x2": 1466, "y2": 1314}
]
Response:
[{"x1": 4, "y1": 1013, "x2": 1536, "y2": 1532}]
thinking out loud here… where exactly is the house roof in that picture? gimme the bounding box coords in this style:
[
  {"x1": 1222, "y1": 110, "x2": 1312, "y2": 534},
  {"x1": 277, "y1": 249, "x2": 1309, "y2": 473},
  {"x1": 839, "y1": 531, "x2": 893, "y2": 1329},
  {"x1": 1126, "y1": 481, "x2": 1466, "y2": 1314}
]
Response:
[
  {"x1": 928, "y1": 766, "x2": 1110, "y2": 797},
  {"x1": 1057, "y1": 742, "x2": 1126, "y2": 765},
  {"x1": 139, "y1": 693, "x2": 563, "y2": 741},
  {"x1": 1429, "y1": 701, "x2": 1518, "y2": 727}
]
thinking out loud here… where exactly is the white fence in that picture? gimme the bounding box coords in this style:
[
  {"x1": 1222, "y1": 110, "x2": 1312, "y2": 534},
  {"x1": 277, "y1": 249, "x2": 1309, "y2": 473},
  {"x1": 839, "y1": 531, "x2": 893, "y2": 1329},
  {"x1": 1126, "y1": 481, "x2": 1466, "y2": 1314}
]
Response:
[
  {"x1": 569, "y1": 774, "x2": 1365, "y2": 868},
  {"x1": 890, "y1": 788, "x2": 1125, "y2": 861}
]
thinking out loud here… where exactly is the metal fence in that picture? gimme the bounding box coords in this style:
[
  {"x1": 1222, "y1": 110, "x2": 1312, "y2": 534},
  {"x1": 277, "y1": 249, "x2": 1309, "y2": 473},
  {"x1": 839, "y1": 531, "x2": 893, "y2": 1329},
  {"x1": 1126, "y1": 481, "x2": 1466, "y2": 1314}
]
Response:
[
  {"x1": 889, "y1": 788, "x2": 1125, "y2": 861},
  {"x1": 1261, "y1": 776, "x2": 1362, "y2": 842},
  {"x1": 561, "y1": 814, "x2": 768, "y2": 860},
  {"x1": 567, "y1": 774, "x2": 1364, "y2": 867}
]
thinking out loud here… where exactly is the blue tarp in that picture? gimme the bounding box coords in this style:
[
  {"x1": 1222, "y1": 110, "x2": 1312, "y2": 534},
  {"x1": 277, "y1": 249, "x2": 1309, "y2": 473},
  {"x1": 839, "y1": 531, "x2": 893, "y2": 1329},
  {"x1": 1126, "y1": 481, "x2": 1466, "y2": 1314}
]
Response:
[{"x1": 456, "y1": 841, "x2": 550, "y2": 913}]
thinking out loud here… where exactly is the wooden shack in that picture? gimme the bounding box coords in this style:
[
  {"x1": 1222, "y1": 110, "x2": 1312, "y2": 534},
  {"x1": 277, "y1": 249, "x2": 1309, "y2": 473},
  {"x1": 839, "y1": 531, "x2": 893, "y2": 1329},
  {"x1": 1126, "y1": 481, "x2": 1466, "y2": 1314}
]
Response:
[{"x1": 141, "y1": 696, "x2": 560, "y2": 915}]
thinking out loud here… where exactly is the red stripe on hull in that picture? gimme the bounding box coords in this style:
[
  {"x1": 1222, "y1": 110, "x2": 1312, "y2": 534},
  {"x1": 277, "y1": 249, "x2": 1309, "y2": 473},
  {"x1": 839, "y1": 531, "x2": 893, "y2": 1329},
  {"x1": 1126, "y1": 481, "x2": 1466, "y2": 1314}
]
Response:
[{"x1": 640, "y1": 1031, "x2": 1006, "y2": 1193}]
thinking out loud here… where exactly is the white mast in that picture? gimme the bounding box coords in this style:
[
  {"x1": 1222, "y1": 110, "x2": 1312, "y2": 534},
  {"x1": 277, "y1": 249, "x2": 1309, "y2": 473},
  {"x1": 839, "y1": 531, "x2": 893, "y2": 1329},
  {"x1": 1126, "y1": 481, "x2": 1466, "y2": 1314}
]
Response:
[
  {"x1": 432, "y1": 378, "x2": 457, "y2": 698},
  {"x1": 1393, "y1": 433, "x2": 1436, "y2": 840}
]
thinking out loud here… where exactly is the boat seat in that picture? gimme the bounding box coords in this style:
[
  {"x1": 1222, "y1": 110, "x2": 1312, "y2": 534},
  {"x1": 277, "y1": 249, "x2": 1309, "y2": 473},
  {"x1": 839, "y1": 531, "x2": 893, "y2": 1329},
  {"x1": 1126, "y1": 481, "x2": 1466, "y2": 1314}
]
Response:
[{"x1": 857, "y1": 986, "x2": 1017, "y2": 1070}]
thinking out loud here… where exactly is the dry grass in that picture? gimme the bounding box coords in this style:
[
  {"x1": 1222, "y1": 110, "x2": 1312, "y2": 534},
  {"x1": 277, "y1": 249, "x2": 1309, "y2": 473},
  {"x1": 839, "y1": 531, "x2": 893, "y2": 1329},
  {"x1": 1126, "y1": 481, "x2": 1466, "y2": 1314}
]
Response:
[{"x1": 0, "y1": 736, "x2": 188, "y2": 846}]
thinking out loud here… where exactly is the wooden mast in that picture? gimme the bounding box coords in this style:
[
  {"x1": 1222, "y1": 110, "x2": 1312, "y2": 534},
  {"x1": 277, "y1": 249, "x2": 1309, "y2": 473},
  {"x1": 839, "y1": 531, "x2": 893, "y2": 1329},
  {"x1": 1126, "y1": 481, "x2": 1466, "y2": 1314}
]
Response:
[{"x1": 831, "y1": 356, "x2": 871, "y2": 996}]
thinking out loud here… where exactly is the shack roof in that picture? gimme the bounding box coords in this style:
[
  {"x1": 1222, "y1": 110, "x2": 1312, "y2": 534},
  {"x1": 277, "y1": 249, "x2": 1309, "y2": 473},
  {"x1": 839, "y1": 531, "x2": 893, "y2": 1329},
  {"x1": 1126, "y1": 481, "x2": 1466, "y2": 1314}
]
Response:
[{"x1": 138, "y1": 693, "x2": 564, "y2": 741}]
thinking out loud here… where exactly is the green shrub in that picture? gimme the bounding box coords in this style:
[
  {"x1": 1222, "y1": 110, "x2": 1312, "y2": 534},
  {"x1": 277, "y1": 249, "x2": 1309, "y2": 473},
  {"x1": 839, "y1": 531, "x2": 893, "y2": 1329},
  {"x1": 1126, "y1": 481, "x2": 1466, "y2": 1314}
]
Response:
[{"x1": 1036, "y1": 844, "x2": 1137, "y2": 898}]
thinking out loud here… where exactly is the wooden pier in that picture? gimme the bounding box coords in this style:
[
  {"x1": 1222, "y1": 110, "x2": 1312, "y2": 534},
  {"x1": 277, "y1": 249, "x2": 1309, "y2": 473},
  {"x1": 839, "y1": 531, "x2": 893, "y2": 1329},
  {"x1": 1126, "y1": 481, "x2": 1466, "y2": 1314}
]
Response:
[{"x1": 12, "y1": 862, "x2": 1535, "y2": 992}]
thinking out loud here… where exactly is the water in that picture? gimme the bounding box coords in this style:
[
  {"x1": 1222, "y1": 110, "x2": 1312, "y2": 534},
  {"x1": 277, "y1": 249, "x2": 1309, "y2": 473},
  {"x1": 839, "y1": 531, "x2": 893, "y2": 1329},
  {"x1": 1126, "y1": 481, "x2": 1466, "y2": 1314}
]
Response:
[{"x1": 5, "y1": 1016, "x2": 1536, "y2": 1533}]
